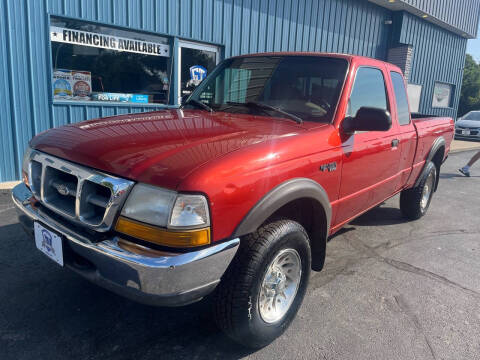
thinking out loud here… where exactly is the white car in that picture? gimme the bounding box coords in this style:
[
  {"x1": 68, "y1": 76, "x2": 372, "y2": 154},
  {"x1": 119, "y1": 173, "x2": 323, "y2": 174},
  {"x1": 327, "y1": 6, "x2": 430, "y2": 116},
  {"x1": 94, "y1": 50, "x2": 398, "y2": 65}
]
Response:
[{"x1": 455, "y1": 111, "x2": 480, "y2": 140}]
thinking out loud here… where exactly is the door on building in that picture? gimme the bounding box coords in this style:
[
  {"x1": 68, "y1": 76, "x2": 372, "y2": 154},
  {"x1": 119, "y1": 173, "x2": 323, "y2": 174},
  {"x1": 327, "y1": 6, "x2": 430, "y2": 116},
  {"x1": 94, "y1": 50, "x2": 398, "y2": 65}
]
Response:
[{"x1": 177, "y1": 40, "x2": 220, "y2": 104}]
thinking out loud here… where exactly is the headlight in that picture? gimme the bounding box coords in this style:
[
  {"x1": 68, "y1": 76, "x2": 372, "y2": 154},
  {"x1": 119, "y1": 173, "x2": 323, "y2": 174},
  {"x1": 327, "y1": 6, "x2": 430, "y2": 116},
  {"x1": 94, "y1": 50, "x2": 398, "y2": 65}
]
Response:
[
  {"x1": 120, "y1": 183, "x2": 176, "y2": 227},
  {"x1": 116, "y1": 183, "x2": 211, "y2": 248},
  {"x1": 169, "y1": 194, "x2": 210, "y2": 228}
]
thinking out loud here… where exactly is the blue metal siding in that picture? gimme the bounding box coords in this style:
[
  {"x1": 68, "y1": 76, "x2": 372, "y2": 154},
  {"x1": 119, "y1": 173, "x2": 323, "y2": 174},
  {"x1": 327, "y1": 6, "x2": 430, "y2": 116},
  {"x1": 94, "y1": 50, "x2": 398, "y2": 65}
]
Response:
[
  {"x1": 400, "y1": 0, "x2": 480, "y2": 37},
  {"x1": 394, "y1": 12, "x2": 468, "y2": 118},
  {"x1": 0, "y1": 0, "x2": 16, "y2": 181}
]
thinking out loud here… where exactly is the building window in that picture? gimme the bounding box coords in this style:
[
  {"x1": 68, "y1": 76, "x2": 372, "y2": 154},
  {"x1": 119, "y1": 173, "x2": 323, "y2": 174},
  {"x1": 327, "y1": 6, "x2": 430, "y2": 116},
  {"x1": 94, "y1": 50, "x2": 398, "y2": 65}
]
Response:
[
  {"x1": 50, "y1": 17, "x2": 171, "y2": 104},
  {"x1": 432, "y1": 82, "x2": 454, "y2": 108}
]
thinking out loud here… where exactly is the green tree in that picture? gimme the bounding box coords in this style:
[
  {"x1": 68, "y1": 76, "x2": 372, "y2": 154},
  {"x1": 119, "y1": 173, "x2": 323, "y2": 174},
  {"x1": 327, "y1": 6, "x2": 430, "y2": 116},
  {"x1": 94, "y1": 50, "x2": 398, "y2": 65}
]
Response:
[{"x1": 459, "y1": 54, "x2": 480, "y2": 117}]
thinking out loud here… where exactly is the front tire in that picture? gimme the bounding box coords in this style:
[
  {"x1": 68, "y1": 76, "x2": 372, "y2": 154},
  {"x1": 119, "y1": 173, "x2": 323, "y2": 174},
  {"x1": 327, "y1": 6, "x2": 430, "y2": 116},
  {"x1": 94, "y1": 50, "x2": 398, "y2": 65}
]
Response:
[
  {"x1": 213, "y1": 220, "x2": 311, "y2": 348},
  {"x1": 400, "y1": 161, "x2": 437, "y2": 220}
]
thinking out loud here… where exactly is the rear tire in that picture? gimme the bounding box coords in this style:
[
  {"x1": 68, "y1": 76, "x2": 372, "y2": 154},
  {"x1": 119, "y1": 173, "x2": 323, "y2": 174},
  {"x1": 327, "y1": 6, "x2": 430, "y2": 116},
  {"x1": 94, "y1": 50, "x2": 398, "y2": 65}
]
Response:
[
  {"x1": 213, "y1": 220, "x2": 311, "y2": 348},
  {"x1": 400, "y1": 161, "x2": 437, "y2": 220}
]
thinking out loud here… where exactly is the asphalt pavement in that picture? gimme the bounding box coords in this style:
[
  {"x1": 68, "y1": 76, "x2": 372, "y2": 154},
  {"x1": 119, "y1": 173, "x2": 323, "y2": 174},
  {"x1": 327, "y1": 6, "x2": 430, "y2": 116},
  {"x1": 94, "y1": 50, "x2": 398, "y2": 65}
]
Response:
[{"x1": 1, "y1": 150, "x2": 480, "y2": 360}]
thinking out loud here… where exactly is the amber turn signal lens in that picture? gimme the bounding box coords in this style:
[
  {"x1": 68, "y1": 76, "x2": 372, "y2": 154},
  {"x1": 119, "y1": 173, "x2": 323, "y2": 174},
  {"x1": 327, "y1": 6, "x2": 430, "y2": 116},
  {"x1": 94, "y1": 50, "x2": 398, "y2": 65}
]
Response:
[
  {"x1": 22, "y1": 171, "x2": 29, "y2": 186},
  {"x1": 115, "y1": 216, "x2": 210, "y2": 248}
]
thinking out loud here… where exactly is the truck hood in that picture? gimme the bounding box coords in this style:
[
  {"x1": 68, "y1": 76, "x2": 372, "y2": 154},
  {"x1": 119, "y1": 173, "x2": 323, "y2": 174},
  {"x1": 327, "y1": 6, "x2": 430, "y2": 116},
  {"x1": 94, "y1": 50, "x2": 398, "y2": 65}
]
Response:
[{"x1": 30, "y1": 109, "x2": 306, "y2": 189}]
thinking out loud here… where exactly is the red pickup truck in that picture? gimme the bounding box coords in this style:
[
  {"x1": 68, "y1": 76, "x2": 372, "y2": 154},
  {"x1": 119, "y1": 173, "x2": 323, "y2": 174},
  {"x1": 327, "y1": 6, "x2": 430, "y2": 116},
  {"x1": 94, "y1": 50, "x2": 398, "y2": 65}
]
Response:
[{"x1": 13, "y1": 53, "x2": 454, "y2": 348}]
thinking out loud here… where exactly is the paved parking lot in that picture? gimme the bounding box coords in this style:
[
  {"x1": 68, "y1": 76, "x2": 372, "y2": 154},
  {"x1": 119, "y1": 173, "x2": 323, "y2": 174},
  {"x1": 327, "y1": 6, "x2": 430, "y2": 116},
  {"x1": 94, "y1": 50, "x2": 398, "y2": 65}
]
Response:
[{"x1": 1, "y1": 150, "x2": 480, "y2": 360}]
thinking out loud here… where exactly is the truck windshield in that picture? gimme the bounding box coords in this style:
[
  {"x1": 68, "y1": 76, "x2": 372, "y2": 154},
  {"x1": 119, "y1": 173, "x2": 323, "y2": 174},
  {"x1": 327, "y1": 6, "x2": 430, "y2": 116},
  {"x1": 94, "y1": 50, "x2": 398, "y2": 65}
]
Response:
[{"x1": 187, "y1": 56, "x2": 348, "y2": 123}]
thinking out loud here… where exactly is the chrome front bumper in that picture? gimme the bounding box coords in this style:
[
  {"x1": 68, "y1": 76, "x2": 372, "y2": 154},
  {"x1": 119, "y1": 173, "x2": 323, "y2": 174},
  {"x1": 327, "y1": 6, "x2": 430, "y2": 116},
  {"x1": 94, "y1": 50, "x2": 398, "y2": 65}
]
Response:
[{"x1": 12, "y1": 183, "x2": 239, "y2": 306}]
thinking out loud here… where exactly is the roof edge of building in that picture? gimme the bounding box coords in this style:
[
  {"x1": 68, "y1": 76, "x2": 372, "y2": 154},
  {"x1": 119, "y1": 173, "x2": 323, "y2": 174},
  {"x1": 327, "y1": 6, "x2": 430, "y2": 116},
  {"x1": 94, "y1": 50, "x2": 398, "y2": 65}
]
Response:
[{"x1": 368, "y1": 0, "x2": 478, "y2": 39}]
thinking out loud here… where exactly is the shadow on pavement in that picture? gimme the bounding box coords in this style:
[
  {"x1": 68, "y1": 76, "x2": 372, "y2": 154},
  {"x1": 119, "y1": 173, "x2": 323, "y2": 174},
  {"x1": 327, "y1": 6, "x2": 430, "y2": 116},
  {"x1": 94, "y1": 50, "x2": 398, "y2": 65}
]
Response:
[
  {"x1": 350, "y1": 206, "x2": 406, "y2": 227},
  {"x1": 0, "y1": 220, "x2": 254, "y2": 360}
]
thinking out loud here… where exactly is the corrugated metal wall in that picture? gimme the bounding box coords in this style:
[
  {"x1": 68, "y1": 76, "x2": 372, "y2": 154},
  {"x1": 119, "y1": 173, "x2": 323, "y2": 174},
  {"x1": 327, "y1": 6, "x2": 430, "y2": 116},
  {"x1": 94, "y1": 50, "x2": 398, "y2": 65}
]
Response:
[
  {"x1": 1, "y1": 0, "x2": 392, "y2": 182},
  {"x1": 400, "y1": 0, "x2": 480, "y2": 37},
  {"x1": 393, "y1": 12, "x2": 468, "y2": 118}
]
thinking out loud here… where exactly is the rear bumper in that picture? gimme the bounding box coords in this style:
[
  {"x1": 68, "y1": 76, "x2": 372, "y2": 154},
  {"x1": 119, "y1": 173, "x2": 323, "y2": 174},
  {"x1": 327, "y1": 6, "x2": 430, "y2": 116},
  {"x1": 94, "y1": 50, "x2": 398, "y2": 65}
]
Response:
[{"x1": 12, "y1": 183, "x2": 239, "y2": 306}]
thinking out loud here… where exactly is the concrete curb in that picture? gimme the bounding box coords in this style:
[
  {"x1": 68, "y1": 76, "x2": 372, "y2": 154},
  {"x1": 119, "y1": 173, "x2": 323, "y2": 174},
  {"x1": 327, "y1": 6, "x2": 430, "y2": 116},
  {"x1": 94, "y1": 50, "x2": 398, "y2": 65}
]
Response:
[
  {"x1": 0, "y1": 181, "x2": 20, "y2": 191},
  {"x1": 450, "y1": 140, "x2": 480, "y2": 154},
  {"x1": 450, "y1": 146, "x2": 480, "y2": 154}
]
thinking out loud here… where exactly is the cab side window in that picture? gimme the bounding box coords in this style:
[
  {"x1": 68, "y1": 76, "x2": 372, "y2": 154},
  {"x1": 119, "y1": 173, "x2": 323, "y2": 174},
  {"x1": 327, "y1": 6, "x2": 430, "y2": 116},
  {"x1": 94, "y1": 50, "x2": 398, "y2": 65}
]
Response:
[
  {"x1": 390, "y1": 72, "x2": 410, "y2": 125},
  {"x1": 347, "y1": 67, "x2": 388, "y2": 117}
]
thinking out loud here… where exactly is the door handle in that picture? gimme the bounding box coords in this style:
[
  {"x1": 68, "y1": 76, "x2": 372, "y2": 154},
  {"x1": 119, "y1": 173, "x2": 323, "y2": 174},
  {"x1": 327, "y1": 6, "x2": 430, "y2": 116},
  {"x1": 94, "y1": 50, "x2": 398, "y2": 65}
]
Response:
[{"x1": 391, "y1": 139, "x2": 399, "y2": 148}]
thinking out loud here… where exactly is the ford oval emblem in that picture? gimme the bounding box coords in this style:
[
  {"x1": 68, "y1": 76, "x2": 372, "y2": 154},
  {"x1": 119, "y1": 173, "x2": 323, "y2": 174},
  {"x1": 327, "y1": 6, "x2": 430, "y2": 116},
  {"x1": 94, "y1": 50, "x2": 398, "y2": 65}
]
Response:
[{"x1": 56, "y1": 184, "x2": 69, "y2": 196}]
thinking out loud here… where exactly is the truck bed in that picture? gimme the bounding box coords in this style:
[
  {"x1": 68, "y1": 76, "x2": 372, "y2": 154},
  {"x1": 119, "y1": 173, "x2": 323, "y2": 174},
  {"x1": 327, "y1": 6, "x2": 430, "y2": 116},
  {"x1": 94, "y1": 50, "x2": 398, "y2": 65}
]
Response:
[{"x1": 407, "y1": 116, "x2": 455, "y2": 188}]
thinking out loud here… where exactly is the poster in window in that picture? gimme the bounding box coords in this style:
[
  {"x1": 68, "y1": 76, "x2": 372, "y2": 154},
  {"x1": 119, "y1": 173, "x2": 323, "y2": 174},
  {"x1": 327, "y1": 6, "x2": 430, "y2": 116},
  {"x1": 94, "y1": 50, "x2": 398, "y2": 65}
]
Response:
[
  {"x1": 72, "y1": 71, "x2": 92, "y2": 99},
  {"x1": 53, "y1": 69, "x2": 91, "y2": 100},
  {"x1": 432, "y1": 82, "x2": 452, "y2": 108}
]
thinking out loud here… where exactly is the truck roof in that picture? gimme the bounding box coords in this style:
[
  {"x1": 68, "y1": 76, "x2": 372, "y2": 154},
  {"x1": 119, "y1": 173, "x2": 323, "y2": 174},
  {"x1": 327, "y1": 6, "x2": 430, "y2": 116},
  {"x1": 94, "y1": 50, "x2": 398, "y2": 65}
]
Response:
[{"x1": 234, "y1": 52, "x2": 403, "y2": 74}]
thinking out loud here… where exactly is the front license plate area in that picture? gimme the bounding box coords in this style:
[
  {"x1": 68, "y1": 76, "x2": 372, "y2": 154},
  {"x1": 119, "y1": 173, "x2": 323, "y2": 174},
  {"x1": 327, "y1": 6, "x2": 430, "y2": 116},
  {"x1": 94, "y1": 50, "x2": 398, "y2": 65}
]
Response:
[
  {"x1": 34, "y1": 222, "x2": 64, "y2": 266},
  {"x1": 462, "y1": 129, "x2": 471, "y2": 135}
]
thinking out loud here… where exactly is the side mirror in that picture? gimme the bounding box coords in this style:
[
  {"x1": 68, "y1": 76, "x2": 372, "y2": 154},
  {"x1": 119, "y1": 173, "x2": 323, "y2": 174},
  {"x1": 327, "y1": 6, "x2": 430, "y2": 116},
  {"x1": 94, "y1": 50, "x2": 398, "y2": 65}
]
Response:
[{"x1": 342, "y1": 107, "x2": 392, "y2": 133}]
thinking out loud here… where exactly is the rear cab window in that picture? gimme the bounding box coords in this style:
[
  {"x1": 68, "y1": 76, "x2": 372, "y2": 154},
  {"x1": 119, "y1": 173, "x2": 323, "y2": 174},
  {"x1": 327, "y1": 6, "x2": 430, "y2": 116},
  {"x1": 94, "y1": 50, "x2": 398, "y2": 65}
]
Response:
[{"x1": 390, "y1": 72, "x2": 411, "y2": 126}]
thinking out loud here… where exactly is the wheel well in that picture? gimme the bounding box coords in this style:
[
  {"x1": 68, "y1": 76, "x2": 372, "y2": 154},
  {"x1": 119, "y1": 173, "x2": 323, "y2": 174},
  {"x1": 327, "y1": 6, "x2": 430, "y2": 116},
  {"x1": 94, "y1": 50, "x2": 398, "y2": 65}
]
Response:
[
  {"x1": 431, "y1": 146, "x2": 445, "y2": 191},
  {"x1": 263, "y1": 198, "x2": 327, "y2": 272}
]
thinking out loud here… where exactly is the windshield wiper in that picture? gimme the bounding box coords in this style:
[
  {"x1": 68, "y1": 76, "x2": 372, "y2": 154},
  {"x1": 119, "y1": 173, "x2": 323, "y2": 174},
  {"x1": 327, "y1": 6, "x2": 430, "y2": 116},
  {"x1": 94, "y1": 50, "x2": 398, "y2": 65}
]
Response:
[
  {"x1": 226, "y1": 101, "x2": 303, "y2": 124},
  {"x1": 183, "y1": 98, "x2": 214, "y2": 113}
]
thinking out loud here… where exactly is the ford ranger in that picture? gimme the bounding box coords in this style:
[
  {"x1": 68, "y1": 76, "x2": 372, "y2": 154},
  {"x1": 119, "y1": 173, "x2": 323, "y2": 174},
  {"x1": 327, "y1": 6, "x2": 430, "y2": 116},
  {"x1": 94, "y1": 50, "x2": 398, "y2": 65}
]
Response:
[{"x1": 13, "y1": 53, "x2": 454, "y2": 348}]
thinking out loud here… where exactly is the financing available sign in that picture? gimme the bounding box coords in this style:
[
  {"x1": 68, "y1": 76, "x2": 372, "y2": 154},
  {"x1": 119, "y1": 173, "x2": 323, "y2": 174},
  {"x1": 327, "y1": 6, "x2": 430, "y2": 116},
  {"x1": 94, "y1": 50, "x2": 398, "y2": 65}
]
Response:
[{"x1": 50, "y1": 26, "x2": 170, "y2": 57}]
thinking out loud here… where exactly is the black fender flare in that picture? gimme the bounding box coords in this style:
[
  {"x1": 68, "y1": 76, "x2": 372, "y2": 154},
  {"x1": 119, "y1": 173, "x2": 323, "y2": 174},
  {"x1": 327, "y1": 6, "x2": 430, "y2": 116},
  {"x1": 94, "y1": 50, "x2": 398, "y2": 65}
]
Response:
[
  {"x1": 414, "y1": 136, "x2": 445, "y2": 189},
  {"x1": 232, "y1": 178, "x2": 331, "y2": 240}
]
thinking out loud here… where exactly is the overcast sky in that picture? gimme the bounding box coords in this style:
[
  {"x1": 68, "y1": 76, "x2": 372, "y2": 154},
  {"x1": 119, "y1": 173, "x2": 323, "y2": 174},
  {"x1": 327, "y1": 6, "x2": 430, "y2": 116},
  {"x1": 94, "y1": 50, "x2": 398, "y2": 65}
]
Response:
[{"x1": 467, "y1": 24, "x2": 480, "y2": 62}]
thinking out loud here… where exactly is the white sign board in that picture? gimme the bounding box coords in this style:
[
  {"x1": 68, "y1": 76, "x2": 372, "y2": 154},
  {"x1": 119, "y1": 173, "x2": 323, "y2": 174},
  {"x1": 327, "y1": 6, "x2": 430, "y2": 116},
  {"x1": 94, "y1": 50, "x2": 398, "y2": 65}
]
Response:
[
  {"x1": 432, "y1": 82, "x2": 452, "y2": 108},
  {"x1": 50, "y1": 26, "x2": 170, "y2": 57},
  {"x1": 407, "y1": 83, "x2": 422, "y2": 113}
]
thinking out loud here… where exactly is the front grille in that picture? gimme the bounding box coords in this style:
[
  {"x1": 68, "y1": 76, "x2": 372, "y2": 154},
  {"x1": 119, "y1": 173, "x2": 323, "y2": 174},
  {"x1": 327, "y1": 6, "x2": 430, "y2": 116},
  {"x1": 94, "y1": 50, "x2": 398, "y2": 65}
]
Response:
[
  {"x1": 26, "y1": 150, "x2": 134, "y2": 232},
  {"x1": 456, "y1": 129, "x2": 479, "y2": 135}
]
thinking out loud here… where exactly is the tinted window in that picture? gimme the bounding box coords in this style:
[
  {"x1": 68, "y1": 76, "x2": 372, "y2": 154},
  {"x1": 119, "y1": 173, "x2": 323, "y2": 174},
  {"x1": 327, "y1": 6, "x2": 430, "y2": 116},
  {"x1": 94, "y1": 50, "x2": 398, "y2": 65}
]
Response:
[
  {"x1": 347, "y1": 67, "x2": 387, "y2": 117},
  {"x1": 191, "y1": 56, "x2": 348, "y2": 123},
  {"x1": 391, "y1": 72, "x2": 410, "y2": 125}
]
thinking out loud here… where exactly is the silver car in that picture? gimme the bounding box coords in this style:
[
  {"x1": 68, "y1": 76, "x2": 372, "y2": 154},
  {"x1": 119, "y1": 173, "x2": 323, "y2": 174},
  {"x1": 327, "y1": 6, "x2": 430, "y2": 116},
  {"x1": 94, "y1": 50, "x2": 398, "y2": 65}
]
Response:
[{"x1": 455, "y1": 111, "x2": 480, "y2": 140}]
